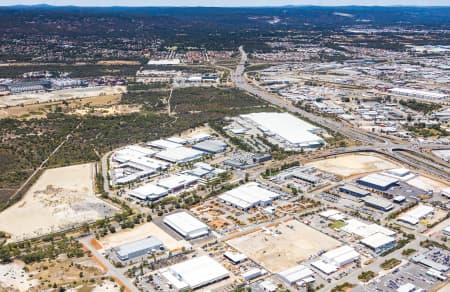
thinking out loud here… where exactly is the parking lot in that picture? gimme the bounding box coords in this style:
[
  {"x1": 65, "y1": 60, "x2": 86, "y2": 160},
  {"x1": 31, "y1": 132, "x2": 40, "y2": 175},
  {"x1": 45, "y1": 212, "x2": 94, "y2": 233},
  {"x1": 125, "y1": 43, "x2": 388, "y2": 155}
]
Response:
[{"x1": 364, "y1": 262, "x2": 445, "y2": 292}]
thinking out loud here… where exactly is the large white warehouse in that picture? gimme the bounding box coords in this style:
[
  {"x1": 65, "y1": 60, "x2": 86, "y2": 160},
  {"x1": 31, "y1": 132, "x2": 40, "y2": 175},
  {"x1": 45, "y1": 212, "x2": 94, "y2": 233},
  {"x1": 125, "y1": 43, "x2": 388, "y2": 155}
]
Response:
[
  {"x1": 163, "y1": 212, "x2": 210, "y2": 239},
  {"x1": 241, "y1": 112, "x2": 325, "y2": 149},
  {"x1": 311, "y1": 245, "x2": 360, "y2": 275},
  {"x1": 398, "y1": 205, "x2": 434, "y2": 225},
  {"x1": 155, "y1": 146, "x2": 205, "y2": 163},
  {"x1": 218, "y1": 182, "x2": 281, "y2": 211},
  {"x1": 160, "y1": 255, "x2": 229, "y2": 290}
]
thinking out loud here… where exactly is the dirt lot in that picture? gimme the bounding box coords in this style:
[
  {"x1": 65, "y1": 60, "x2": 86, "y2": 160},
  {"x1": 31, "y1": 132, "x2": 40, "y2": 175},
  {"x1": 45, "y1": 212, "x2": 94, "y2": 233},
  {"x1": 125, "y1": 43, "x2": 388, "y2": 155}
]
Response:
[
  {"x1": 0, "y1": 86, "x2": 126, "y2": 108},
  {"x1": 226, "y1": 219, "x2": 341, "y2": 273},
  {"x1": 0, "y1": 261, "x2": 38, "y2": 292},
  {"x1": 406, "y1": 175, "x2": 449, "y2": 192},
  {"x1": 26, "y1": 256, "x2": 107, "y2": 292},
  {"x1": 0, "y1": 163, "x2": 118, "y2": 241},
  {"x1": 0, "y1": 90, "x2": 124, "y2": 119},
  {"x1": 306, "y1": 153, "x2": 399, "y2": 178},
  {"x1": 99, "y1": 222, "x2": 190, "y2": 252}
]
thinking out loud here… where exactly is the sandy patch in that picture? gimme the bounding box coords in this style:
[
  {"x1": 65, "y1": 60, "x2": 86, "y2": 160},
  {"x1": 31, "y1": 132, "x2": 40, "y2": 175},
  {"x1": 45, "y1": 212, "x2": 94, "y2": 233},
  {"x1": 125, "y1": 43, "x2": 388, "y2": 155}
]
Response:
[
  {"x1": 0, "y1": 163, "x2": 118, "y2": 241},
  {"x1": 306, "y1": 153, "x2": 399, "y2": 177},
  {"x1": 227, "y1": 220, "x2": 340, "y2": 273},
  {"x1": 406, "y1": 176, "x2": 449, "y2": 192},
  {"x1": 0, "y1": 261, "x2": 38, "y2": 292},
  {"x1": 0, "y1": 86, "x2": 126, "y2": 107},
  {"x1": 99, "y1": 222, "x2": 189, "y2": 251}
]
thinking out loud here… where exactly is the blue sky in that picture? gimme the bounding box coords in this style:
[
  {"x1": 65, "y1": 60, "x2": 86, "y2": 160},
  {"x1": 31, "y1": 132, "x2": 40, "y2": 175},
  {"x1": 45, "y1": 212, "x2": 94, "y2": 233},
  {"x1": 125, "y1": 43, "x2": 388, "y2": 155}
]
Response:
[{"x1": 1, "y1": 0, "x2": 449, "y2": 6}]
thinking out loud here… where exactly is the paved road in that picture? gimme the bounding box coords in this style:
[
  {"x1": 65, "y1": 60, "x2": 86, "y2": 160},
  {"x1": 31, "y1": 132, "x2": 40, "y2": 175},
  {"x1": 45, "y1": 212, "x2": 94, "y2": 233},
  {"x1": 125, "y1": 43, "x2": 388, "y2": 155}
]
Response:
[
  {"x1": 81, "y1": 236, "x2": 139, "y2": 292},
  {"x1": 232, "y1": 46, "x2": 450, "y2": 181},
  {"x1": 232, "y1": 46, "x2": 390, "y2": 146}
]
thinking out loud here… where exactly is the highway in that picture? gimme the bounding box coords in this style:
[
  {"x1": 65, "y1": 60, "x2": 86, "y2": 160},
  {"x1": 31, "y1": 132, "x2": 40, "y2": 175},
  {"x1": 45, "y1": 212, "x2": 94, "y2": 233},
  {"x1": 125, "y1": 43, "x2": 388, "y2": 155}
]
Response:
[{"x1": 232, "y1": 46, "x2": 450, "y2": 181}]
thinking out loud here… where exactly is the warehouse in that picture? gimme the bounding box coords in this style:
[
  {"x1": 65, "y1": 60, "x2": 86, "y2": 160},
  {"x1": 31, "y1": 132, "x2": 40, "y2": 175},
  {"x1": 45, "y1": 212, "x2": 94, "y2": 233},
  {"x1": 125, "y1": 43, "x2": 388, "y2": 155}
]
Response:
[
  {"x1": 360, "y1": 233, "x2": 396, "y2": 254},
  {"x1": 339, "y1": 184, "x2": 370, "y2": 197},
  {"x1": 341, "y1": 219, "x2": 396, "y2": 238},
  {"x1": 218, "y1": 182, "x2": 281, "y2": 211},
  {"x1": 311, "y1": 245, "x2": 360, "y2": 274},
  {"x1": 129, "y1": 183, "x2": 169, "y2": 201},
  {"x1": 398, "y1": 205, "x2": 434, "y2": 225},
  {"x1": 113, "y1": 145, "x2": 156, "y2": 163},
  {"x1": 163, "y1": 212, "x2": 210, "y2": 239},
  {"x1": 388, "y1": 88, "x2": 449, "y2": 100},
  {"x1": 192, "y1": 140, "x2": 227, "y2": 153},
  {"x1": 156, "y1": 174, "x2": 199, "y2": 193},
  {"x1": 148, "y1": 139, "x2": 182, "y2": 150},
  {"x1": 160, "y1": 255, "x2": 229, "y2": 290},
  {"x1": 155, "y1": 147, "x2": 205, "y2": 163},
  {"x1": 126, "y1": 156, "x2": 170, "y2": 171},
  {"x1": 278, "y1": 265, "x2": 314, "y2": 285},
  {"x1": 242, "y1": 268, "x2": 266, "y2": 281},
  {"x1": 184, "y1": 162, "x2": 226, "y2": 180},
  {"x1": 363, "y1": 196, "x2": 394, "y2": 211},
  {"x1": 383, "y1": 168, "x2": 417, "y2": 181},
  {"x1": 224, "y1": 251, "x2": 247, "y2": 264},
  {"x1": 115, "y1": 236, "x2": 165, "y2": 261},
  {"x1": 241, "y1": 112, "x2": 325, "y2": 149},
  {"x1": 357, "y1": 173, "x2": 399, "y2": 191}
]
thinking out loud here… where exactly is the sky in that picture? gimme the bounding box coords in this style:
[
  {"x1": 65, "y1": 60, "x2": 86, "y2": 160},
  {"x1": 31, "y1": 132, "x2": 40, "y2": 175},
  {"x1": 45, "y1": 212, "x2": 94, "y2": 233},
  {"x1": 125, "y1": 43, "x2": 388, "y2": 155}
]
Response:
[{"x1": 0, "y1": 0, "x2": 449, "y2": 7}]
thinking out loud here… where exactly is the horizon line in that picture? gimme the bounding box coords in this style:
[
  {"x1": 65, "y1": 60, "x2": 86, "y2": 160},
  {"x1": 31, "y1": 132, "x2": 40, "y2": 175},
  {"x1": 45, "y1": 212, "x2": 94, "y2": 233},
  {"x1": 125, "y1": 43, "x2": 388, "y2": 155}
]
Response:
[{"x1": 1, "y1": 4, "x2": 450, "y2": 8}]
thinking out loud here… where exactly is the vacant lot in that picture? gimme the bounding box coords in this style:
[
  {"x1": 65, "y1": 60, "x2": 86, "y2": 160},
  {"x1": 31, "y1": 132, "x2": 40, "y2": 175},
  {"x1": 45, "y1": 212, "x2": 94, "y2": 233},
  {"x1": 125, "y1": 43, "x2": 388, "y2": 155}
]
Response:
[
  {"x1": 99, "y1": 222, "x2": 189, "y2": 252},
  {"x1": 0, "y1": 163, "x2": 118, "y2": 241},
  {"x1": 227, "y1": 220, "x2": 340, "y2": 273},
  {"x1": 306, "y1": 153, "x2": 399, "y2": 177},
  {"x1": 0, "y1": 86, "x2": 126, "y2": 107},
  {"x1": 406, "y1": 175, "x2": 449, "y2": 192}
]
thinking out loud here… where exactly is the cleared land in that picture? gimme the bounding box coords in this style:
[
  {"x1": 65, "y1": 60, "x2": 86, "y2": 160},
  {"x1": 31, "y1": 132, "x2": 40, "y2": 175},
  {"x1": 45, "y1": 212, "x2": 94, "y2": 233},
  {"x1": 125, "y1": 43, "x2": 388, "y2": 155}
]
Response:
[
  {"x1": 227, "y1": 220, "x2": 340, "y2": 273},
  {"x1": 0, "y1": 86, "x2": 126, "y2": 107},
  {"x1": 0, "y1": 261, "x2": 38, "y2": 292},
  {"x1": 406, "y1": 175, "x2": 449, "y2": 192},
  {"x1": 0, "y1": 163, "x2": 118, "y2": 241},
  {"x1": 306, "y1": 153, "x2": 399, "y2": 177},
  {"x1": 99, "y1": 222, "x2": 190, "y2": 252}
]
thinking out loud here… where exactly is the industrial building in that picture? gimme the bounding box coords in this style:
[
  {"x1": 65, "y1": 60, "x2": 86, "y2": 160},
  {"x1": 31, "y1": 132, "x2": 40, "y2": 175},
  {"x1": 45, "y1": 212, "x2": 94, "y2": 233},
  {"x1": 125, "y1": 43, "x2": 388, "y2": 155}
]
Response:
[
  {"x1": 184, "y1": 162, "x2": 226, "y2": 181},
  {"x1": 360, "y1": 233, "x2": 396, "y2": 254},
  {"x1": 156, "y1": 174, "x2": 199, "y2": 193},
  {"x1": 155, "y1": 146, "x2": 205, "y2": 163},
  {"x1": 192, "y1": 140, "x2": 227, "y2": 153},
  {"x1": 240, "y1": 112, "x2": 325, "y2": 149},
  {"x1": 129, "y1": 183, "x2": 169, "y2": 201},
  {"x1": 163, "y1": 212, "x2": 210, "y2": 239},
  {"x1": 218, "y1": 182, "x2": 281, "y2": 211},
  {"x1": 242, "y1": 268, "x2": 266, "y2": 281},
  {"x1": 278, "y1": 265, "x2": 314, "y2": 285},
  {"x1": 388, "y1": 87, "x2": 449, "y2": 100},
  {"x1": 160, "y1": 255, "x2": 229, "y2": 290},
  {"x1": 357, "y1": 173, "x2": 399, "y2": 191},
  {"x1": 115, "y1": 236, "x2": 165, "y2": 261},
  {"x1": 398, "y1": 205, "x2": 434, "y2": 225},
  {"x1": 341, "y1": 218, "x2": 396, "y2": 239},
  {"x1": 311, "y1": 245, "x2": 360, "y2": 275},
  {"x1": 383, "y1": 168, "x2": 417, "y2": 181},
  {"x1": 363, "y1": 196, "x2": 394, "y2": 211},
  {"x1": 148, "y1": 139, "x2": 183, "y2": 150},
  {"x1": 224, "y1": 251, "x2": 247, "y2": 264},
  {"x1": 443, "y1": 225, "x2": 450, "y2": 236},
  {"x1": 113, "y1": 145, "x2": 156, "y2": 163},
  {"x1": 339, "y1": 184, "x2": 370, "y2": 197},
  {"x1": 319, "y1": 209, "x2": 346, "y2": 221}
]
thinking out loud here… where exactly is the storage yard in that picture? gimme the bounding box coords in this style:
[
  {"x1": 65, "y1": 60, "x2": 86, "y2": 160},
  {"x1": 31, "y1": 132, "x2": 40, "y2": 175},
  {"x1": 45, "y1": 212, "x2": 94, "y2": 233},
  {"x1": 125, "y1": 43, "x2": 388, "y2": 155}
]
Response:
[
  {"x1": 0, "y1": 163, "x2": 118, "y2": 241},
  {"x1": 227, "y1": 220, "x2": 341, "y2": 273}
]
